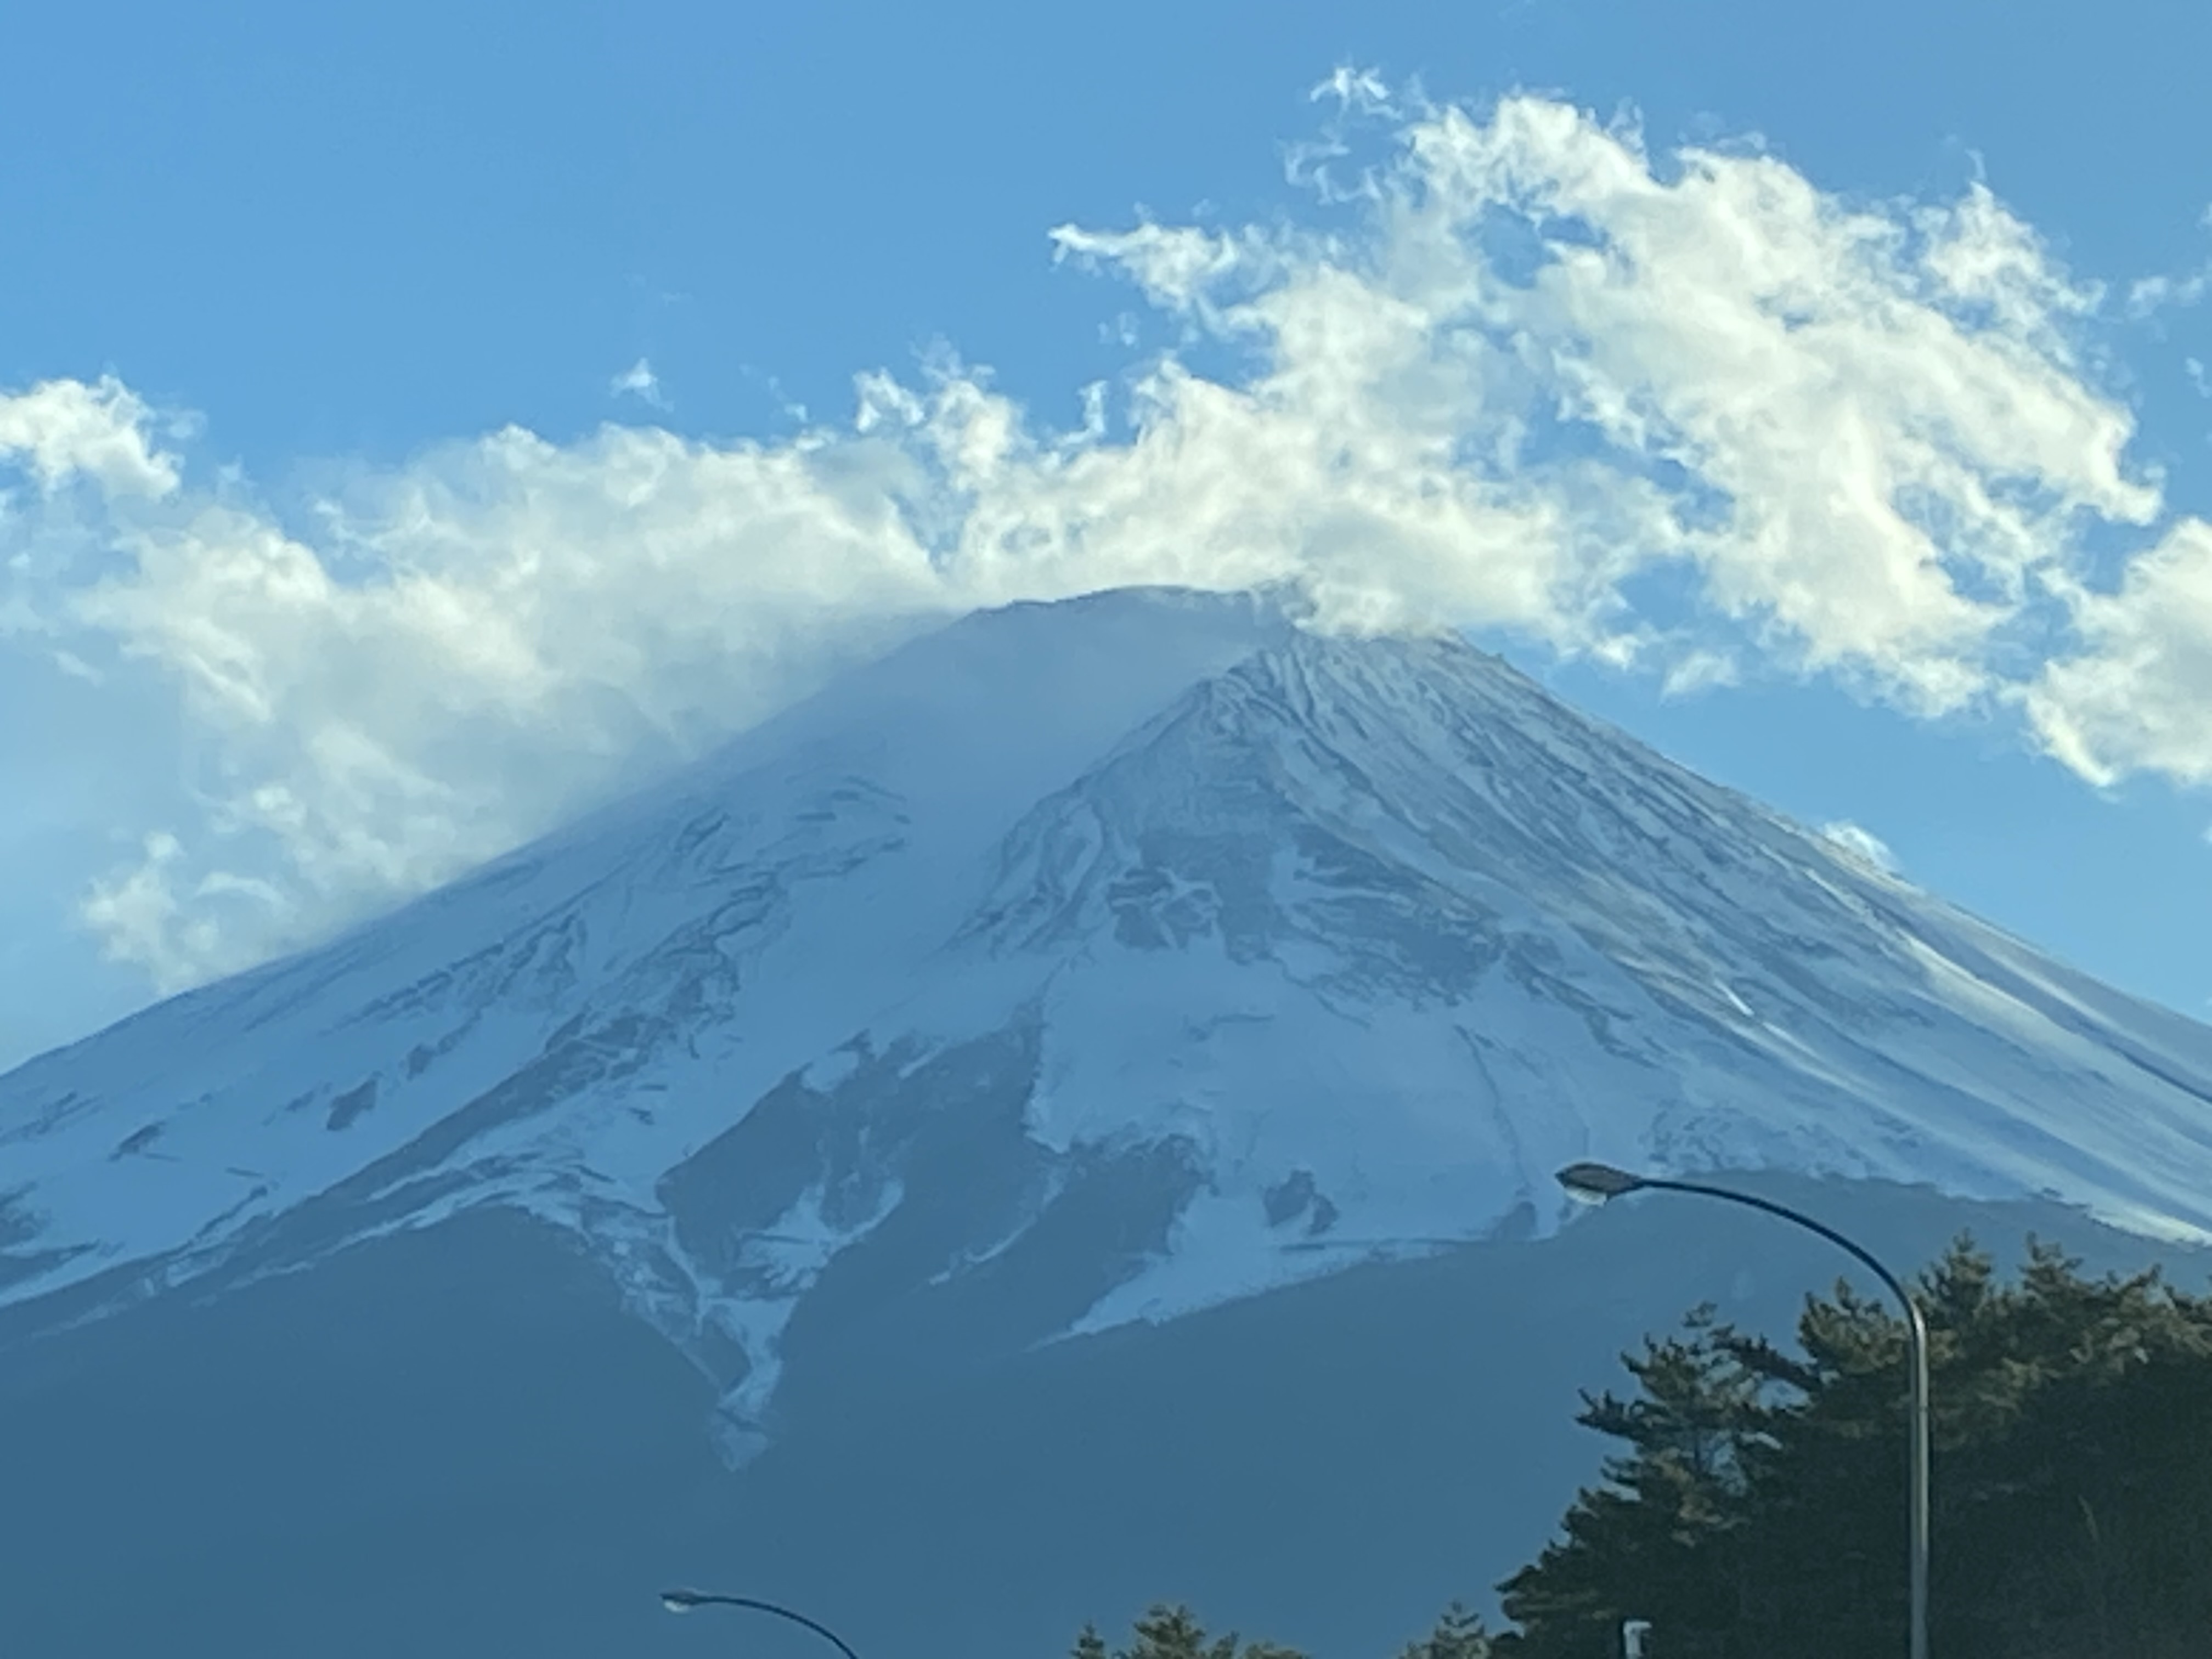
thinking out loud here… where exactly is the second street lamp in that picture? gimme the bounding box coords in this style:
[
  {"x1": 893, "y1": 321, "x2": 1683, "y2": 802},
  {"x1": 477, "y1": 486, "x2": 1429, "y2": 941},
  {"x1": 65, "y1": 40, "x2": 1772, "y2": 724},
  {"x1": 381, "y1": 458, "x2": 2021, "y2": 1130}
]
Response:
[
  {"x1": 658, "y1": 1589, "x2": 866, "y2": 1659},
  {"x1": 1555, "y1": 1161, "x2": 1931, "y2": 1659}
]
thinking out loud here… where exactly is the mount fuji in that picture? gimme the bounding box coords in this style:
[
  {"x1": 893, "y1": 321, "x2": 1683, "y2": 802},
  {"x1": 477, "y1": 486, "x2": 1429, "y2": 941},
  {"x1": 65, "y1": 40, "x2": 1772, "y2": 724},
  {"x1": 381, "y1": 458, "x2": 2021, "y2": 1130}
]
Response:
[{"x1": 4, "y1": 586, "x2": 2211, "y2": 1658}]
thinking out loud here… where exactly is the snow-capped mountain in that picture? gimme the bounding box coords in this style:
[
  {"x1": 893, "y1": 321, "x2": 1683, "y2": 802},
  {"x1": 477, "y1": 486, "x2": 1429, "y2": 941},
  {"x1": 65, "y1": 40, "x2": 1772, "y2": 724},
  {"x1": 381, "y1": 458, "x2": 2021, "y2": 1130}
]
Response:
[{"x1": 5, "y1": 585, "x2": 2212, "y2": 1465}]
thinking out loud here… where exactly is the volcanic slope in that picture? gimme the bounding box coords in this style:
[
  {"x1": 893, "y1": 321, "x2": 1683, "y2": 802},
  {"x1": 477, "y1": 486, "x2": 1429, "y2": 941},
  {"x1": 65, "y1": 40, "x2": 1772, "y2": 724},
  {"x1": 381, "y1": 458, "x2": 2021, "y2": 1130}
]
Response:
[{"x1": 3, "y1": 585, "x2": 2210, "y2": 1464}]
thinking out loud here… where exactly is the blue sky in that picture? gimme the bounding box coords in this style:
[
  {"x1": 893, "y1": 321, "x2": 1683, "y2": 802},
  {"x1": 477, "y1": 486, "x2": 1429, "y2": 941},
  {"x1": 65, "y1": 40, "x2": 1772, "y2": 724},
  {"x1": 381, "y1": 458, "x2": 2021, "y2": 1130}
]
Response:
[{"x1": 2, "y1": 0, "x2": 2209, "y2": 1073}]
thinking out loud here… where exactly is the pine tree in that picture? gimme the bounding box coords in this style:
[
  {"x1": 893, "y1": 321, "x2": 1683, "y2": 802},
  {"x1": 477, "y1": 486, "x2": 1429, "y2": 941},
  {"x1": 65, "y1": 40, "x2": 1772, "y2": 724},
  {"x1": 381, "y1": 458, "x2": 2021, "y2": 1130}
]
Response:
[
  {"x1": 1496, "y1": 1305, "x2": 1768, "y2": 1657},
  {"x1": 1113, "y1": 1604, "x2": 1307, "y2": 1659},
  {"x1": 1495, "y1": 1233, "x2": 2212, "y2": 1658},
  {"x1": 1124, "y1": 1605, "x2": 1220, "y2": 1659},
  {"x1": 1399, "y1": 1600, "x2": 1494, "y2": 1659}
]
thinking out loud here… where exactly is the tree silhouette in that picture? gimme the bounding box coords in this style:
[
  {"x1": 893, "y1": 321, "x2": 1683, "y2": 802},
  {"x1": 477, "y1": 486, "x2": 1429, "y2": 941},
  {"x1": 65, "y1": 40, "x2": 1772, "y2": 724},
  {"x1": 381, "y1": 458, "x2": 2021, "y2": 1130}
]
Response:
[{"x1": 1494, "y1": 1236, "x2": 2212, "y2": 1658}]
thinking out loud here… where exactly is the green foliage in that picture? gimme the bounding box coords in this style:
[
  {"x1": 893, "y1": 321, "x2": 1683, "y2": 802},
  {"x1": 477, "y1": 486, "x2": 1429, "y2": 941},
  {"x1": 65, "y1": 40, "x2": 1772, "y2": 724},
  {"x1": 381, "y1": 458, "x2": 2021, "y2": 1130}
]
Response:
[
  {"x1": 1070, "y1": 1600, "x2": 1494, "y2": 1659},
  {"x1": 1074, "y1": 1603, "x2": 1311, "y2": 1659},
  {"x1": 1397, "y1": 1601, "x2": 1494, "y2": 1659},
  {"x1": 1493, "y1": 1235, "x2": 2212, "y2": 1659}
]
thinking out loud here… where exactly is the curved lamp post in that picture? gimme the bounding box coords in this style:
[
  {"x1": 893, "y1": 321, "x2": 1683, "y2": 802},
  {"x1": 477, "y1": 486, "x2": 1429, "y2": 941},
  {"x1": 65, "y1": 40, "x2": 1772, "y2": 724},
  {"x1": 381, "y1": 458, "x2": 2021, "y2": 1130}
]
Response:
[
  {"x1": 1555, "y1": 1162, "x2": 1930, "y2": 1659},
  {"x1": 659, "y1": 1589, "x2": 865, "y2": 1659}
]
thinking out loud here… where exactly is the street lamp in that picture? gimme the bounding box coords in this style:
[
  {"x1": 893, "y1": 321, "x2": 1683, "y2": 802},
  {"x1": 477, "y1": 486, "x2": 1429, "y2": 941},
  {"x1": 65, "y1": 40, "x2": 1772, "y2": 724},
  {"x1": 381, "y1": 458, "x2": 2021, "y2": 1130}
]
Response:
[
  {"x1": 1555, "y1": 1163, "x2": 1931, "y2": 1659},
  {"x1": 658, "y1": 1589, "x2": 866, "y2": 1659}
]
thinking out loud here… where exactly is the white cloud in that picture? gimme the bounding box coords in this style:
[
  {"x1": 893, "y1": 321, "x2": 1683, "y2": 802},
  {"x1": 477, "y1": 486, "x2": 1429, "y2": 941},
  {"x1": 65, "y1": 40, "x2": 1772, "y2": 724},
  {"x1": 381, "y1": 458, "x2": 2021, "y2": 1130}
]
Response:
[
  {"x1": 1820, "y1": 820, "x2": 1899, "y2": 872},
  {"x1": 2126, "y1": 204, "x2": 2212, "y2": 317},
  {"x1": 2132, "y1": 270, "x2": 2211, "y2": 315},
  {"x1": 1, "y1": 81, "x2": 2205, "y2": 993},
  {"x1": 1049, "y1": 222, "x2": 1269, "y2": 326},
  {"x1": 1661, "y1": 650, "x2": 1739, "y2": 697},
  {"x1": 610, "y1": 357, "x2": 670, "y2": 409},
  {"x1": 2024, "y1": 517, "x2": 2212, "y2": 787},
  {"x1": 76, "y1": 833, "x2": 278, "y2": 995},
  {"x1": 0, "y1": 376, "x2": 180, "y2": 499},
  {"x1": 30, "y1": 426, "x2": 950, "y2": 988}
]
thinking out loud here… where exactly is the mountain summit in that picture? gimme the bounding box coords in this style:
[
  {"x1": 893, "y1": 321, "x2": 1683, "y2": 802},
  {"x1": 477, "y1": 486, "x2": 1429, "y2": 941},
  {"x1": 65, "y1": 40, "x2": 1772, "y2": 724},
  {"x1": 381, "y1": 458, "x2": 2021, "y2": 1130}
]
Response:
[{"x1": 5, "y1": 586, "x2": 2211, "y2": 1464}]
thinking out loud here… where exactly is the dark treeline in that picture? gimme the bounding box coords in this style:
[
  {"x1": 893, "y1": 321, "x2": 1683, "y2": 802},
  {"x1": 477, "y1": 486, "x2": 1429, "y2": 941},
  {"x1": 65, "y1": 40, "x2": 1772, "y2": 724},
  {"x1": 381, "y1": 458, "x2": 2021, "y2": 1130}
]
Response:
[{"x1": 1076, "y1": 1236, "x2": 2212, "y2": 1659}]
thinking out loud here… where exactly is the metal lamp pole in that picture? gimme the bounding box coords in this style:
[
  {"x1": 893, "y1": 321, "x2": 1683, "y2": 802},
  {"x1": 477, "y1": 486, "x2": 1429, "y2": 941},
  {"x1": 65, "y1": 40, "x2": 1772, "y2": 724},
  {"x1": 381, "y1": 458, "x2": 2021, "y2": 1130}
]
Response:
[
  {"x1": 1555, "y1": 1162, "x2": 1931, "y2": 1659},
  {"x1": 659, "y1": 1589, "x2": 867, "y2": 1659}
]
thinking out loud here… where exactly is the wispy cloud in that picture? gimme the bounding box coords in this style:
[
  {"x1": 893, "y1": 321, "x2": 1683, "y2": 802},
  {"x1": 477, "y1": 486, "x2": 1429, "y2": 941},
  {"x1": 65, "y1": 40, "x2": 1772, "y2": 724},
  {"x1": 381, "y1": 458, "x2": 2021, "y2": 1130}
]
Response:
[
  {"x1": 1, "y1": 78, "x2": 2205, "y2": 992},
  {"x1": 1821, "y1": 821, "x2": 1899, "y2": 872},
  {"x1": 609, "y1": 357, "x2": 670, "y2": 410},
  {"x1": 2126, "y1": 202, "x2": 2212, "y2": 318}
]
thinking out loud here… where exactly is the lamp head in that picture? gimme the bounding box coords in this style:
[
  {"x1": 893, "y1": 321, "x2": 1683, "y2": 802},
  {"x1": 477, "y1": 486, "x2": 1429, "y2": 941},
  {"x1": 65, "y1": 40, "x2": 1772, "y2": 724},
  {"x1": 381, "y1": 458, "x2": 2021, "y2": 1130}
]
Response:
[
  {"x1": 1556, "y1": 1161, "x2": 1647, "y2": 1202},
  {"x1": 661, "y1": 1589, "x2": 708, "y2": 1613}
]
